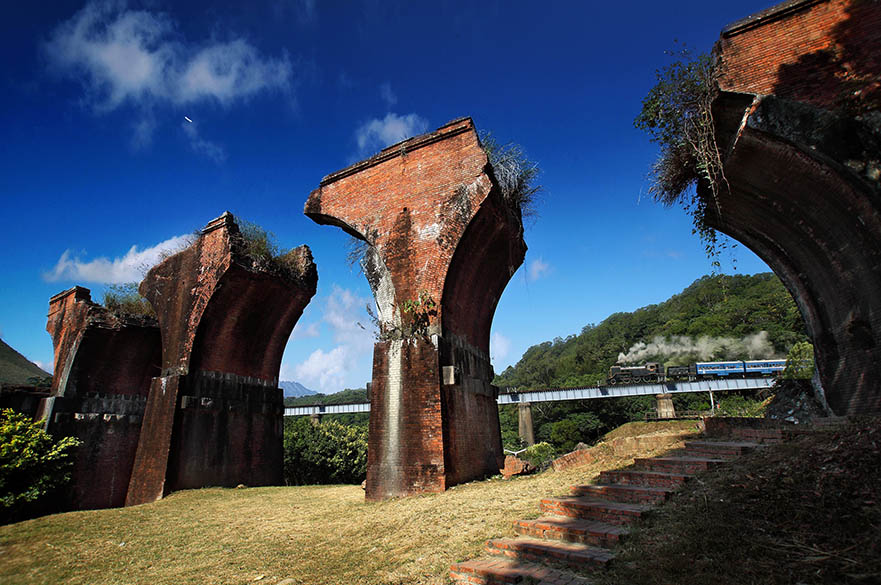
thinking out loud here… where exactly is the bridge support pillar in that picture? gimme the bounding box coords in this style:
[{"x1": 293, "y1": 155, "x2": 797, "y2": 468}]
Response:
[
  {"x1": 305, "y1": 118, "x2": 526, "y2": 499},
  {"x1": 518, "y1": 402, "x2": 535, "y2": 447},
  {"x1": 655, "y1": 394, "x2": 676, "y2": 419},
  {"x1": 125, "y1": 213, "x2": 317, "y2": 505}
]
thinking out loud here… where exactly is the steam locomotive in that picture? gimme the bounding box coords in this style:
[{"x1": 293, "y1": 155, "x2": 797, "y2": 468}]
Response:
[{"x1": 607, "y1": 359, "x2": 787, "y2": 385}]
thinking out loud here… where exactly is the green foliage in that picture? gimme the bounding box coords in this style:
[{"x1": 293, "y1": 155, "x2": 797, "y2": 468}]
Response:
[
  {"x1": 480, "y1": 131, "x2": 543, "y2": 220},
  {"x1": 635, "y1": 48, "x2": 729, "y2": 265},
  {"x1": 400, "y1": 291, "x2": 437, "y2": 337},
  {"x1": 0, "y1": 409, "x2": 80, "y2": 523},
  {"x1": 716, "y1": 395, "x2": 766, "y2": 418},
  {"x1": 283, "y1": 417, "x2": 367, "y2": 485},
  {"x1": 284, "y1": 388, "x2": 368, "y2": 407},
  {"x1": 783, "y1": 341, "x2": 814, "y2": 380},
  {"x1": 496, "y1": 273, "x2": 806, "y2": 392},
  {"x1": 102, "y1": 283, "x2": 155, "y2": 318},
  {"x1": 521, "y1": 442, "x2": 556, "y2": 466},
  {"x1": 234, "y1": 217, "x2": 304, "y2": 281}
]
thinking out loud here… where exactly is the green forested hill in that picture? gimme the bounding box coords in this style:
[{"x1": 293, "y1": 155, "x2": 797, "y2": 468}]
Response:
[
  {"x1": 0, "y1": 338, "x2": 50, "y2": 385},
  {"x1": 495, "y1": 273, "x2": 807, "y2": 391}
]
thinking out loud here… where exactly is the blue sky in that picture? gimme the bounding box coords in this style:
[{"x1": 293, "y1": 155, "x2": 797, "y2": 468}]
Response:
[{"x1": 1, "y1": 0, "x2": 776, "y2": 393}]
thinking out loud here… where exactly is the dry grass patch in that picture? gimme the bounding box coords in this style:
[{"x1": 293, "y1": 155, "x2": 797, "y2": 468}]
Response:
[{"x1": 0, "y1": 435, "x2": 690, "y2": 585}]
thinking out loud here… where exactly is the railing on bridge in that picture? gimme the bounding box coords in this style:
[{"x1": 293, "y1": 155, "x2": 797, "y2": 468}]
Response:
[
  {"x1": 284, "y1": 402, "x2": 371, "y2": 417},
  {"x1": 283, "y1": 377, "x2": 776, "y2": 417}
]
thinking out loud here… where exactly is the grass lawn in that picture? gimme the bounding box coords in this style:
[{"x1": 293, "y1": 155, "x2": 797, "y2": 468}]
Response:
[{"x1": 0, "y1": 430, "x2": 696, "y2": 585}]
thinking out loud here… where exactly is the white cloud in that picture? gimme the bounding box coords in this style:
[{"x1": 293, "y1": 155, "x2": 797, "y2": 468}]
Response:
[
  {"x1": 182, "y1": 119, "x2": 226, "y2": 163},
  {"x1": 355, "y1": 112, "x2": 428, "y2": 155},
  {"x1": 45, "y1": 1, "x2": 293, "y2": 144},
  {"x1": 379, "y1": 82, "x2": 397, "y2": 107},
  {"x1": 43, "y1": 233, "x2": 194, "y2": 284},
  {"x1": 491, "y1": 332, "x2": 511, "y2": 366},
  {"x1": 527, "y1": 257, "x2": 551, "y2": 282},
  {"x1": 288, "y1": 286, "x2": 375, "y2": 393},
  {"x1": 291, "y1": 321, "x2": 320, "y2": 340},
  {"x1": 294, "y1": 346, "x2": 352, "y2": 393},
  {"x1": 32, "y1": 360, "x2": 54, "y2": 374}
]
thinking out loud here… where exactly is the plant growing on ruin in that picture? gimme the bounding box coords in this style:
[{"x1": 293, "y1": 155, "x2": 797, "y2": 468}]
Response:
[
  {"x1": 0, "y1": 409, "x2": 80, "y2": 523},
  {"x1": 400, "y1": 291, "x2": 437, "y2": 337},
  {"x1": 234, "y1": 217, "x2": 306, "y2": 282},
  {"x1": 635, "y1": 48, "x2": 731, "y2": 265},
  {"x1": 102, "y1": 283, "x2": 155, "y2": 318},
  {"x1": 480, "y1": 131, "x2": 543, "y2": 220}
]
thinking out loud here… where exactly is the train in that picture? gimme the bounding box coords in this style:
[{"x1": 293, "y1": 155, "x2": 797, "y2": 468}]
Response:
[{"x1": 607, "y1": 359, "x2": 787, "y2": 385}]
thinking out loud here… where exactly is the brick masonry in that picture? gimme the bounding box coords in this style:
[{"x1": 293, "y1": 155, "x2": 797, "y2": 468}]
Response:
[
  {"x1": 44, "y1": 286, "x2": 160, "y2": 510},
  {"x1": 125, "y1": 212, "x2": 317, "y2": 505},
  {"x1": 305, "y1": 117, "x2": 527, "y2": 499},
  {"x1": 708, "y1": 0, "x2": 881, "y2": 415}
]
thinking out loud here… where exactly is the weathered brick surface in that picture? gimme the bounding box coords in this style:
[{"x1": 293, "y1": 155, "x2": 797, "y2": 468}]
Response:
[
  {"x1": 126, "y1": 213, "x2": 316, "y2": 505},
  {"x1": 718, "y1": 0, "x2": 881, "y2": 110},
  {"x1": 709, "y1": 0, "x2": 881, "y2": 415},
  {"x1": 306, "y1": 118, "x2": 526, "y2": 498},
  {"x1": 44, "y1": 286, "x2": 160, "y2": 509}
]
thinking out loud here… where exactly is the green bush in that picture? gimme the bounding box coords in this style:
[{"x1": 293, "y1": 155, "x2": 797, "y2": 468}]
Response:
[
  {"x1": 716, "y1": 395, "x2": 766, "y2": 418},
  {"x1": 783, "y1": 341, "x2": 814, "y2": 380},
  {"x1": 102, "y1": 283, "x2": 155, "y2": 318},
  {"x1": 283, "y1": 417, "x2": 367, "y2": 485},
  {"x1": 521, "y1": 442, "x2": 556, "y2": 466},
  {"x1": 0, "y1": 409, "x2": 80, "y2": 523}
]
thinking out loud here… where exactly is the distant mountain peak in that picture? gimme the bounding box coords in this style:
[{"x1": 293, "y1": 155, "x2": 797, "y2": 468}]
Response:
[{"x1": 279, "y1": 380, "x2": 317, "y2": 398}]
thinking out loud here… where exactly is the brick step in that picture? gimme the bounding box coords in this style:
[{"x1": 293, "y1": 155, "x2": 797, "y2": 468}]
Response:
[
  {"x1": 570, "y1": 483, "x2": 673, "y2": 504},
  {"x1": 486, "y1": 537, "x2": 613, "y2": 570},
  {"x1": 633, "y1": 455, "x2": 726, "y2": 474},
  {"x1": 540, "y1": 496, "x2": 651, "y2": 525},
  {"x1": 450, "y1": 557, "x2": 591, "y2": 585},
  {"x1": 599, "y1": 468, "x2": 691, "y2": 488},
  {"x1": 513, "y1": 515, "x2": 628, "y2": 547},
  {"x1": 728, "y1": 427, "x2": 785, "y2": 443},
  {"x1": 684, "y1": 440, "x2": 759, "y2": 459}
]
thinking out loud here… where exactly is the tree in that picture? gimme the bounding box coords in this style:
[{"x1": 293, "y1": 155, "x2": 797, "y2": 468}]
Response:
[
  {"x1": 783, "y1": 341, "x2": 814, "y2": 380},
  {"x1": 0, "y1": 409, "x2": 80, "y2": 523}
]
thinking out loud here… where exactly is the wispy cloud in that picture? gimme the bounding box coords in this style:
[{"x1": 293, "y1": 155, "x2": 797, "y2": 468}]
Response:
[
  {"x1": 43, "y1": 233, "x2": 194, "y2": 284},
  {"x1": 355, "y1": 112, "x2": 428, "y2": 156},
  {"x1": 526, "y1": 256, "x2": 552, "y2": 282},
  {"x1": 491, "y1": 332, "x2": 512, "y2": 366},
  {"x1": 44, "y1": 1, "x2": 293, "y2": 146},
  {"x1": 182, "y1": 119, "x2": 226, "y2": 163},
  {"x1": 291, "y1": 321, "x2": 320, "y2": 340},
  {"x1": 290, "y1": 286, "x2": 375, "y2": 392},
  {"x1": 379, "y1": 82, "x2": 397, "y2": 107}
]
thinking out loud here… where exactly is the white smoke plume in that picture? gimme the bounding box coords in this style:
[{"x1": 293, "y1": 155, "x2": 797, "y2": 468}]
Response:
[{"x1": 617, "y1": 331, "x2": 777, "y2": 365}]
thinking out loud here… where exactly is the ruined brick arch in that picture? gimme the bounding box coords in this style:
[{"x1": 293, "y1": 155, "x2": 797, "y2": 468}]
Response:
[
  {"x1": 441, "y1": 185, "x2": 526, "y2": 353},
  {"x1": 305, "y1": 117, "x2": 527, "y2": 498},
  {"x1": 705, "y1": 93, "x2": 881, "y2": 415},
  {"x1": 188, "y1": 269, "x2": 315, "y2": 380}
]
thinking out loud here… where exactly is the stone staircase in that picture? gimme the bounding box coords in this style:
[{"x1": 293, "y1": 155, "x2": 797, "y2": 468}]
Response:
[{"x1": 449, "y1": 423, "x2": 785, "y2": 585}]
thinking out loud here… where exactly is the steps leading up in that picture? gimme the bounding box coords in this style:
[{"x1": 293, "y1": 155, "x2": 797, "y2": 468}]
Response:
[
  {"x1": 513, "y1": 516, "x2": 628, "y2": 548},
  {"x1": 570, "y1": 483, "x2": 674, "y2": 504},
  {"x1": 450, "y1": 427, "x2": 782, "y2": 585},
  {"x1": 486, "y1": 537, "x2": 613, "y2": 570},
  {"x1": 540, "y1": 495, "x2": 651, "y2": 525},
  {"x1": 683, "y1": 440, "x2": 759, "y2": 459},
  {"x1": 449, "y1": 558, "x2": 592, "y2": 585},
  {"x1": 599, "y1": 468, "x2": 691, "y2": 488}
]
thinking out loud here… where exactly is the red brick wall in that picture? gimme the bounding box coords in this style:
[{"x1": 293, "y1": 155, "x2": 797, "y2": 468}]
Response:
[
  {"x1": 718, "y1": 0, "x2": 881, "y2": 110},
  {"x1": 127, "y1": 212, "x2": 316, "y2": 505},
  {"x1": 308, "y1": 118, "x2": 526, "y2": 498},
  {"x1": 45, "y1": 286, "x2": 160, "y2": 510}
]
